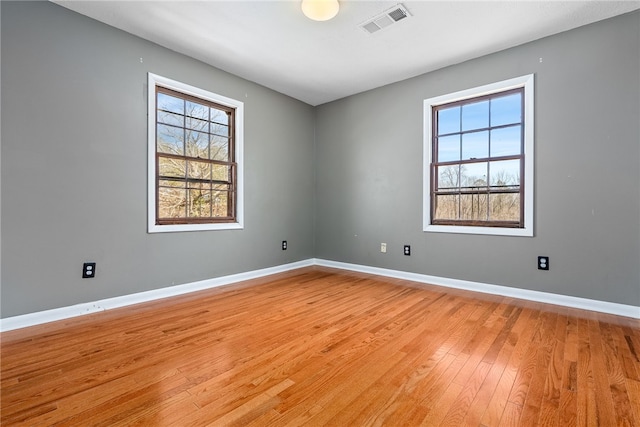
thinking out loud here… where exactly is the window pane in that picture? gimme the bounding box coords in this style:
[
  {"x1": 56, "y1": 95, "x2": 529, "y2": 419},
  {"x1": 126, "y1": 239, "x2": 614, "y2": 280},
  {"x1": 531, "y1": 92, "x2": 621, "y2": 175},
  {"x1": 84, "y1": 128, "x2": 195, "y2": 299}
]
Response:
[
  {"x1": 461, "y1": 100, "x2": 489, "y2": 131},
  {"x1": 490, "y1": 126, "x2": 521, "y2": 157},
  {"x1": 188, "y1": 187, "x2": 212, "y2": 218},
  {"x1": 437, "y1": 135, "x2": 460, "y2": 162},
  {"x1": 185, "y1": 130, "x2": 209, "y2": 158},
  {"x1": 489, "y1": 159, "x2": 520, "y2": 187},
  {"x1": 187, "y1": 160, "x2": 212, "y2": 181},
  {"x1": 186, "y1": 116, "x2": 209, "y2": 132},
  {"x1": 461, "y1": 162, "x2": 488, "y2": 188},
  {"x1": 212, "y1": 189, "x2": 229, "y2": 217},
  {"x1": 159, "y1": 157, "x2": 185, "y2": 179},
  {"x1": 212, "y1": 163, "x2": 232, "y2": 182},
  {"x1": 434, "y1": 194, "x2": 459, "y2": 221},
  {"x1": 491, "y1": 93, "x2": 521, "y2": 126},
  {"x1": 158, "y1": 111, "x2": 183, "y2": 127},
  {"x1": 158, "y1": 187, "x2": 186, "y2": 218},
  {"x1": 438, "y1": 106, "x2": 460, "y2": 135},
  {"x1": 437, "y1": 165, "x2": 461, "y2": 189},
  {"x1": 461, "y1": 131, "x2": 488, "y2": 161},
  {"x1": 489, "y1": 193, "x2": 520, "y2": 221},
  {"x1": 211, "y1": 123, "x2": 229, "y2": 138},
  {"x1": 159, "y1": 179, "x2": 185, "y2": 189},
  {"x1": 460, "y1": 193, "x2": 488, "y2": 221},
  {"x1": 157, "y1": 93, "x2": 183, "y2": 115},
  {"x1": 186, "y1": 101, "x2": 208, "y2": 120},
  {"x1": 211, "y1": 109, "x2": 229, "y2": 126},
  {"x1": 211, "y1": 135, "x2": 229, "y2": 161},
  {"x1": 157, "y1": 124, "x2": 184, "y2": 155}
]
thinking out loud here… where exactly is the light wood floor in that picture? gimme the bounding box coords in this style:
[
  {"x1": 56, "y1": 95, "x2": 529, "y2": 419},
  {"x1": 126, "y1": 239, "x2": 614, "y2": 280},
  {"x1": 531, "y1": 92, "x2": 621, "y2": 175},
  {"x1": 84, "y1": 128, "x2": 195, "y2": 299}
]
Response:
[{"x1": 2, "y1": 267, "x2": 639, "y2": 426}]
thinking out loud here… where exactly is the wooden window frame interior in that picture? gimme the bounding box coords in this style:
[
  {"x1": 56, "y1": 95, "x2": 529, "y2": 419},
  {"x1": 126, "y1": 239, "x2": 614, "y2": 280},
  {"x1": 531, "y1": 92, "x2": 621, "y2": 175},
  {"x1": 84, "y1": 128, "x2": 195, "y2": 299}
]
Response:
[
  {"x1": 155, "y1": 86, "x2": 236, "y2": 225},
  {"x1": 148, "y1": 73, "x2": 244, "y2": 233},
  {"x1": 423, "y1": 74, "x2": 534, "y2": 237},
  {"x1": 431, "y1": 88, "x2": 524, "y2": 228}
]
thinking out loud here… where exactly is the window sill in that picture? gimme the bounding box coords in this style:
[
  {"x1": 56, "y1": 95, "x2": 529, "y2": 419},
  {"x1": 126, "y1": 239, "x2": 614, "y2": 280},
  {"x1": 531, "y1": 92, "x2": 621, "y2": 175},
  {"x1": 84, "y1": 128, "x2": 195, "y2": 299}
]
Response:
[
  {"x1": 148, "y1": 222, "x2": 243, "y2": 233},
  {"x1": 423, "y1": 224, "x2": 533, "y2": 237}
]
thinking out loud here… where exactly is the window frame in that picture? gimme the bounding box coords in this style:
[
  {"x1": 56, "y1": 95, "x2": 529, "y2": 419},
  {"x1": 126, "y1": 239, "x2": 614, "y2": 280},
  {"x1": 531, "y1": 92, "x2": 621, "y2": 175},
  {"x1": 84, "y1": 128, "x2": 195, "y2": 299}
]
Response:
[
  {"x1": 148, "y1": 73, "x2": 244, "y2": 233},
  {"x1": 423, "y1": 74, "x2": 534, "y2": 237}
]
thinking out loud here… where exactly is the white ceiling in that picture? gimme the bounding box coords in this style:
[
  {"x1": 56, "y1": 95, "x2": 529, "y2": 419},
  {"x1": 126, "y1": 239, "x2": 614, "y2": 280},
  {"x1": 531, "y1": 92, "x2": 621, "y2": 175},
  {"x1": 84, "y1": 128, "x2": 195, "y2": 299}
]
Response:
[{"x1": 53, "y1": 1, "x2": 639, "y2": 106}]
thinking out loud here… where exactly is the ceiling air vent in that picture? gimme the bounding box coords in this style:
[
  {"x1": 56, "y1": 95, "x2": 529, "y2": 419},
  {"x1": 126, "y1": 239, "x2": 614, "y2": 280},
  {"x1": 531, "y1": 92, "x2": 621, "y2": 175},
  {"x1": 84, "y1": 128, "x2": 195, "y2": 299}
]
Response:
[{"x1": 359, "y1": 4, "x2": 411, "y2": 34}]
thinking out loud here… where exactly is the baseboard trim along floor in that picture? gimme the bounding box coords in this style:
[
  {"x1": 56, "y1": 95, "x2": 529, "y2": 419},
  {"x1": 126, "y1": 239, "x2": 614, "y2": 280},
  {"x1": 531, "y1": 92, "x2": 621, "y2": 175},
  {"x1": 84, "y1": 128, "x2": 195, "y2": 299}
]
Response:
[
  {"x1": 1, "y1": 258, "x2": 638, "y2": 332},
  {"x1": 314, "y1": 259, "x2": 640, "y2": 321},
  {"x1": 0, "y1": 260, "x2": 313, "y2": 332}
]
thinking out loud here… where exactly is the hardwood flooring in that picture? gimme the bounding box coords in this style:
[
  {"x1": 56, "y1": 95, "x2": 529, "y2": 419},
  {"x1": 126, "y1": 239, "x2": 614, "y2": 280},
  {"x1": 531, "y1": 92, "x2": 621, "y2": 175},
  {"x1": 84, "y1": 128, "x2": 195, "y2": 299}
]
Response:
[{"x1": 1, "y1": 267, "x2": 639, "y2": 426}]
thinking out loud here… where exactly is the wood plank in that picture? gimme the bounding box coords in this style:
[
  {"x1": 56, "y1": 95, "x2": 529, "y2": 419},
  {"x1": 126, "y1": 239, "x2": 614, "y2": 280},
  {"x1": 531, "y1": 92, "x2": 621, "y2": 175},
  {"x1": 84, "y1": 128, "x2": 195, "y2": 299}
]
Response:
[
  {"x1": 536, "y1": 312, "x2": 566, "y2": 426},
  {"x1": 587, "y1": 318, "x2": 629, "y2": 426},
  {"x1": 518, "y1": 311, "x2": 557, "y2": 425},
  {"x1": 626, "y1": 378, "x2": 640, "y2": 425},
  {"x1": 438, "y1": 360, "x2": 492, "y2": 426},
  {"x1": 576, "y1": 316, "x2": 598, "y2": 426}
]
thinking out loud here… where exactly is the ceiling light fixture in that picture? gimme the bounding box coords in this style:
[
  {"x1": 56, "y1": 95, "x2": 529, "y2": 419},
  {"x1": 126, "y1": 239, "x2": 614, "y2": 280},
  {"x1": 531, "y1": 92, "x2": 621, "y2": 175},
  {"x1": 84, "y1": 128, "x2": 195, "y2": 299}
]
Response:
[{"x1": 301, "y1": 0, "x2": 339, "y2": 22}]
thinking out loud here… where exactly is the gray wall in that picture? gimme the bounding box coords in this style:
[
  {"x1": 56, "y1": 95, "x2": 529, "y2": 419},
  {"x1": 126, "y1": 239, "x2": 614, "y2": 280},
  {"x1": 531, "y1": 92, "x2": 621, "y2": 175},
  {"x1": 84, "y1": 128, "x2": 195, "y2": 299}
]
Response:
[
  {"x1": 1, "y1": 1, "x2": 315, "y2": 317},
  {"x1": 2, "y1": 2, "x2": 639, "y2": 318},
  {"x1": 315, "y1": 10, "x2": 640, "y2": 306}
]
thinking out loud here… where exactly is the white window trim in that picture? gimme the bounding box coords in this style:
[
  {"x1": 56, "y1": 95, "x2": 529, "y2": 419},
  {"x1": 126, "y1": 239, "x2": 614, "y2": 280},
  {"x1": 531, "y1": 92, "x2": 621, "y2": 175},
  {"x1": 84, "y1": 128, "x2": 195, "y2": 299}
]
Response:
[
  {"x1": 423, "y1": 74, "x2": 534, "y2": 237},
  {"x1": 147, "y1": 73, "x2": 244, "y2": 233}
]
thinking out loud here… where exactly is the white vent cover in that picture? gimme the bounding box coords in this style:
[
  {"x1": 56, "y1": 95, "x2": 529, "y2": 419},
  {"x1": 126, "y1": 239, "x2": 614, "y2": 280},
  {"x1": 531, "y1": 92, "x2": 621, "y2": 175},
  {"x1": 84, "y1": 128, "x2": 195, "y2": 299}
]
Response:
[{"x1": 359, "y1": 4, "x2": 411, "y2": 34}]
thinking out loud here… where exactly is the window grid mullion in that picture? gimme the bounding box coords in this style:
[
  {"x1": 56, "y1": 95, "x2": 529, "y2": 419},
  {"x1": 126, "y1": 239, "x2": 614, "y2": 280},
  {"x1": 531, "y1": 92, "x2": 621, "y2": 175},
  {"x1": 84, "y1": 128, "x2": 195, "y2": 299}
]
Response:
[
  {"x1": 487, "y1": 99, "x2": 492, "y2": 221},
  {"x1": 457, "y1": 107, "x2": 462, "y2": 220},
  {"x1": 520, "y1": 90, "x2": 526, "y2": 226}
]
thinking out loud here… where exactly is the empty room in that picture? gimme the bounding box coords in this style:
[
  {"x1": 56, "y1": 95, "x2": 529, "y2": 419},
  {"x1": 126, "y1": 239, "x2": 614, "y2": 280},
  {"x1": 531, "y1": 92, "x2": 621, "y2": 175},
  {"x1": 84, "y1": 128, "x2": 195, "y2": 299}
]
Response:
[{"x1": 1, "y1": 0, "x2": 639, "y2": 425}]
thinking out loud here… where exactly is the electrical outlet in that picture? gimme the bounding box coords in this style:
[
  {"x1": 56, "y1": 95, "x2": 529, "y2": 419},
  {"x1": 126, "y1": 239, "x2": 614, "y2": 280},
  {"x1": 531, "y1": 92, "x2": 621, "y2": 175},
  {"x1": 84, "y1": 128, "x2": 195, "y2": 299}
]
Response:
[
  {"x1": 83, "y1": 262, "x2": 96, "y2": 278},
  {"x1": 380, "y1": 243, "x2": 387, "y2": 253},
  {"x1": 282, "y1": 240, "x2": 287, "y2": 250},
  {"x1": 404, "y1": 245, "x2": 411, "y2": 256},
  {"x1": 538, "y1": 256, "x2": 549, "y2": 271}
]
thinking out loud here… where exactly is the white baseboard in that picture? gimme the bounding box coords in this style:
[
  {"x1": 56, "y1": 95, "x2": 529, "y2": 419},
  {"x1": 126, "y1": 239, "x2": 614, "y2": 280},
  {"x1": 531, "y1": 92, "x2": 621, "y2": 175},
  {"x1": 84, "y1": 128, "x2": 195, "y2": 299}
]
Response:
[
  {"x1": 2, "y1": 258, "x2": 638, "y2": 332},
  {"x1": 0, "y1": 259, "x2": 314, "y2": 332},
  {"x1": 314, "y1": 259, "x2": 640, "y2": 320}
]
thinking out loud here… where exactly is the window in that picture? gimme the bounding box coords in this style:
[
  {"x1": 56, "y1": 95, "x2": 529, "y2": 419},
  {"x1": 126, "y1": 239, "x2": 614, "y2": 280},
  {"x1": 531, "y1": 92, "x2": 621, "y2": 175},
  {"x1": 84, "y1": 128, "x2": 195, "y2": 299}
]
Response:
[
  {"x1": 423, "y1": 75, "x2": 534, "y2": 236},
  {"x1": 148, "y1": 74, "x2": 243, "y2": 233}
]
